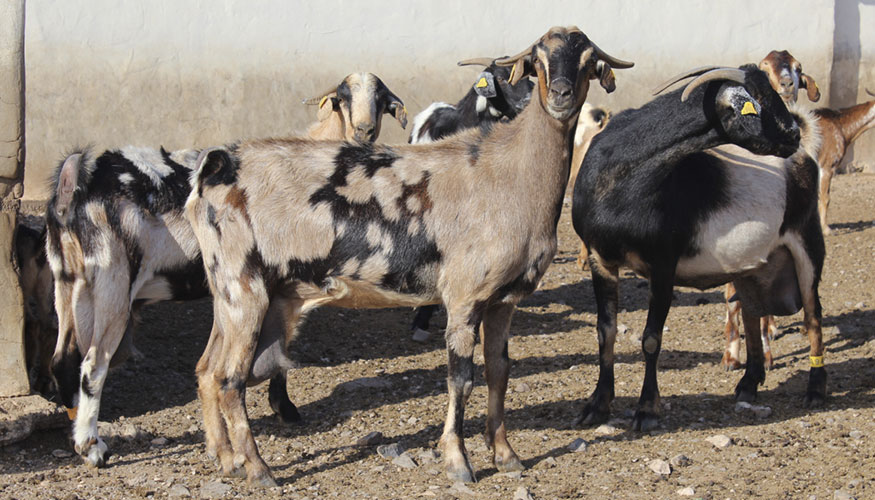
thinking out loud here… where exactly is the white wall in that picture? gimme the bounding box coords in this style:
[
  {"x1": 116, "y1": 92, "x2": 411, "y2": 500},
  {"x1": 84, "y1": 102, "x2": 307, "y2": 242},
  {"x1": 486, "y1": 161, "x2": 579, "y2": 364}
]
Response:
[{"x1": 22, "y1": 0, "x2": 874, "y2": 198}]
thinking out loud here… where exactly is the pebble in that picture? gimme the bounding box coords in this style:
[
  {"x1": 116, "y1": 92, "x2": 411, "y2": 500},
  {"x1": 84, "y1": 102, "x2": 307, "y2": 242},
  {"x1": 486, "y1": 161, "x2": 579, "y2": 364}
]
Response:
[
  {"x1": 848, "y1": 430, "x2": 863, "y2": 440},
  {"x1": 51, "y1": 449, "x2": 73, "y2": 459},
  {"x1": 501, "y1": 471, "x2": 523, "y2": 480},
  {"x1": 513, "y1": 486, "x2": 534, "y2": 500},
  {"x1": 670, "y1": 454, "x2": 691, "y2": 467},
  {"x1": 120, "y1": 423, "x2": 140, "y2": 439},
  {"x1": 411, "y1": 328, "x2": 431, "y2": 343},
  {"x1": 734, "y1": 401, "x2": 772, "y2": 419},
  {"x1": 834, "y1": 490, "x2": 855, "y2": 500},
  {"x1": 392, "y1": 453, "x2": 417, "y2": 469},
  {"x1": 356, "y1": 431, "x2": 384, "y2": 446},
  {"x1": 169, "y1": 484, "x2": 191, "y2": 498},
  {"x1": 188, "y1": 424, "x2": 199, "y2": 433},
  {"x1": 515, "y1": 382, "x2": 532, "y2": 393},
  {"x1": 541, "y1": 456, "x2": 557, "y2": 468},
  {"x1": 151, "y1": 437, "x2": 168, "y2": 447},
  {"x1": 416, "y1": 449, "x2": 440, "y2": 463},
  {"x1": 138, "y1": 480, "x2": 161, "y2": 496},
  {"x1": 595, "y1": 424, "x2": 617, "y2": 436},
  {"x1": 618, "y1": 324, "x2": 629, "y2": 335},
  {"x1": 450, "y1": 482, "x2": 476, "y2": 496},
  {"x1": 377, "y1": 442, "x2": 405, "y2": 459},
  {"x1": 199, "y1": 480, "x2": 232, "y2": 499},
  {"x1": 568, "y1": 438, "x2": 588, "y2": 453},
  {"x1": 705, "y1": 434, "x2": 732, "y2": 449},
  {"x1": 648, "y1": 459, "x2": 671, "y2": 476},
  {"x1": 677, "y1": 486, "x2": 695, "y2": 496}
]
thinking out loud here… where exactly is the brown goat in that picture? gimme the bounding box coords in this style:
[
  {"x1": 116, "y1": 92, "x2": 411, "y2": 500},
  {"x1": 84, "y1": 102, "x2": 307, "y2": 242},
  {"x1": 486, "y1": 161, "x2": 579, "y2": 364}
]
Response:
[
  {"x1": 305, "y1": 72, "x2": 407, "y2": 142},
  {"x1": 185, "y1": 27, "x2": 632, "y2": 486}
]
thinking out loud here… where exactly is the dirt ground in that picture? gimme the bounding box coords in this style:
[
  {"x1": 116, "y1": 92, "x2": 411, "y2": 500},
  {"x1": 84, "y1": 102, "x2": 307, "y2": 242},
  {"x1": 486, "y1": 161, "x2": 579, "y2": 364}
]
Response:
[{"x1": 2, "y1": 174, "x2": 874, "y2": 500}]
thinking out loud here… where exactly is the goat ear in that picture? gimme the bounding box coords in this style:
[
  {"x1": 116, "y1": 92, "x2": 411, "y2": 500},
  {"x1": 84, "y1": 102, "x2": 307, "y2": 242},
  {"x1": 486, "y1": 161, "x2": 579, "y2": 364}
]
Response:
[
  {"x1": 508, "y1": 57, "x2": 534, "y2": 86},
  {"x1": 195, "y1": 148, "x2": 236, "y2": 189},
  {"x1": 316, "y1": 94, "x2": 339, "y2": 121},
  {"x1": 595, "y1": 61, "x2": 617, "y2": 93},
  {"x1": 473, "y1": 72, "x2": 498, "y2": 98},
  {"x1": 385, "y1": 92, "x2": 408, "y2": 129},
  {"x1": 55, "y1": 153, "x2": 82, "y2": 218},
  {"x1": 800, "y1": 74, "x2": 821, "y2": 102}
]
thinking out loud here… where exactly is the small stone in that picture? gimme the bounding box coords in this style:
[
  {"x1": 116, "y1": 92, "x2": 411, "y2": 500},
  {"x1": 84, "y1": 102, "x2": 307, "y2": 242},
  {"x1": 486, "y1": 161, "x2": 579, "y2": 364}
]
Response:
[
  {"x1": 411, "y1": 328, "x2": 431, "y2": 343},
  {"x1": 450, "y1": 482, "x2": 476, "y2": 496},
  {"x1": 51, "y1": 449, "x2": 73, "y2": 459},
  {"x1": 371, "y1": 465, "x2": 385, "y2": 473},
  {"x1": 416, "y1": 449, "x2": 440, "y2": 463},
  {"x1": 854, "y1": 302, "x2": 865, "y2": 309},
  {"x1": 169, "y1": 484, "x2": 191, "y2": 498},
  {"x1": 200, "y1": 480, "x2": 232, "y2": 499},
  {"x1": 734, "y1": 401, "x2": 772, "y2": 419},
  {"x1": 618, "y1": 324, "x2": 629, "y2": 335},
  {"x1": 515, "y1": 382, "x2": 531, "y2": 393},
  {"x1": 151, "y1": 437, "x2": 168, "y2": 447},
  {"x1": 187, "y1": 424, "x2": 199, "y2": 433},
  {"x1": 669, "y1": 454, "x2": 691, "y2": 467},
  {"x1": 377, "y1": 442, "x2": 405, "y2": 459},
  {"x1": 138, "y1": 480, "x2": 161, "y2": 496},
  {"x1": 502, "y1": 470, "x2": 523, "y2": 480},
  {"x1": 120, "y1": 423, "x2": 140, "y2": 439},
  {"x1": 406, "y1": 416, "x2": 418, "y2": 425},
  {"x1": 541, "y1": 456, "x2": 557, "y2": 468},
  {"x1": 392, "y1": 453, "x2": 417, "y2": 469},
  {"x1": 848, "y1": 430, "x2": 863, "y2": 440},
  {"x1": 648, "y1": 458, "x2": 671, "y2": 475},
  {"x1": 706, "y1": 434, "x2": 732, "y2": 449},
  {"x1": 834, "y1": 490, "x2": 855, "y2": 500},
  {"x1": 356, "y1": 431, "x2": 384, "y2": 446},
  {"x1": 595, "y1": 424, "x2": 617, "y2": 435},
  {"x1": 568, "y1": 438, "x2": 587, "y2": 453},
  {"x1": 513, "y1": 485, "x2": 534, "y2": 500},
  {"x1": 677, "y1": 486, "x2": 695, "y2": 496}
]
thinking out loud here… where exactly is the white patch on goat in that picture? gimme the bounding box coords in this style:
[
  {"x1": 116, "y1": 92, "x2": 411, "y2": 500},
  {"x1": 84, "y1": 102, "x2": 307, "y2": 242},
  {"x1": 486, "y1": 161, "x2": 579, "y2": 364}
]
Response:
[
  {"x1": 118, "y1": 173, "x2": 135, "y2": 185},
  {"x1": 409, "y1": 102, "x2": 454, "y2": 144},
  {"x1": 83, "y1": 202, "x2": 113, "y2": 268},
  {"x1": 476, "y1": 96, "x2": 488, "y2": 114},
  {"x1": 135, "y1": 276, "x2": 174, "y2": 302},
  {"x1": 341, "y1": 257, "x2": 361, "y2": 276},
  {"x1": 676, "y1": 145, "x2": 787, "y2": 280},
  {"x1": 575, "y1": 103, "x2": 599, "y2": 147},
  {"x1": 121, "y1": 146, "x2": 174, "y2": 186}
]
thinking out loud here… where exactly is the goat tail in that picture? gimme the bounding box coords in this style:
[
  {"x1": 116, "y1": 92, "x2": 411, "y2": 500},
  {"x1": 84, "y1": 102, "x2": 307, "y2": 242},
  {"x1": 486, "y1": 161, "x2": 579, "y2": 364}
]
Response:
[
  {"x1": 192, "y1": 147, "x2": 238, "y2": 196},
  {"x1": 47, "y1": 149, "x2": 92, "y2": 226}
]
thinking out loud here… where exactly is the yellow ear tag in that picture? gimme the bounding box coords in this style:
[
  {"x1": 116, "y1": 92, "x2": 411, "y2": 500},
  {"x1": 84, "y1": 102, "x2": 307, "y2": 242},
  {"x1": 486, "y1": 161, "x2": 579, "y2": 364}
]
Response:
[
  {"x1": 810, "y1": 355, "x2": 824, "y2": 368},
  {"x1": 476, "y1": 77, "x2": 489, "y2": 88},
  {"x1": 66, "y1": 407, "x2": 78, "y2": 420},
  {"x1": 319, "y1": 96, "x2": 329, "y2": 108},
  {"x1": 741, "y1": 101, "x2": 758, "y2": 116},
  {"x1": 814, "y1": 82, "x2": 820, "y2": 92},
  {"x1": 509, "y1": 65, "x2": 516, "y2": 83}
]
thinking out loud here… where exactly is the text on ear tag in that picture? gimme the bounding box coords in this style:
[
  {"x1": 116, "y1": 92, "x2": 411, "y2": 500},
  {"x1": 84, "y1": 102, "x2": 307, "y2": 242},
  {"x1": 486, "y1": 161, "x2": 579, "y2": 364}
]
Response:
[
  {"x1": 741, "y1": 101, "x2": 758, "y2": 116},
  {"x1": 476, "y1": 77, "x2": 489, "y2": 88}
]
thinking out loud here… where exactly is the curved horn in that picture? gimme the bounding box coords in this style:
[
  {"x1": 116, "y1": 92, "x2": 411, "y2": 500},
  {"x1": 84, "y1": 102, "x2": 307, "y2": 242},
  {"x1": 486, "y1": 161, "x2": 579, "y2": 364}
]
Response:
[
  {"x1": 652, "y1": 66, "x2": 722, "y2": 96},
  {"x1": 867, "y1": 88, "x2": 874, "y2": 98},
  {"x1": 458, "y1": 57, "x2": 495, "y2": 67},
  {"x1": 590, "y1": 40, "x2": 634, "y2": 69},
  {"x1": 302, "y1": 85, "x2": 338, "y2": 105},
  {"x1": 681, "y1": 68, "x2": 747, "y2": 102},
  {"x1": 494, "y1": 42, "x2": 535, "y2": 67}
]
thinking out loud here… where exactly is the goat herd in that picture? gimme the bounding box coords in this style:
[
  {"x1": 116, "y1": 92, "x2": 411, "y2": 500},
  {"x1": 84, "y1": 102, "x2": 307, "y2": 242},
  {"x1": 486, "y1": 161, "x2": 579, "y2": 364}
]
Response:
[{"x1": 15, "y1": 26, "x2": 875, "y2": 487}]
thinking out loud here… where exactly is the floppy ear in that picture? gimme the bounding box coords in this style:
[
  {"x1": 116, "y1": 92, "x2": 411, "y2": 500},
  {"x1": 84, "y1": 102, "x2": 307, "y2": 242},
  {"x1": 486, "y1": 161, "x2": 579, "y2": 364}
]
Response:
[
  {"x1": 384, "y1": 91, "x2": 408, "y2": 129},
  {"x1": 595, "y1": 61, "x2": 617, "y2": 93},
  {"x1": 800, "y1": 73, "x2": 821, "y2": 102},
  {"x1": 316, "y1": 94, "x2": 339, "y2": 121},
  {"x1": 508, "y1": 57, "x2": 534, "y2": 86}
]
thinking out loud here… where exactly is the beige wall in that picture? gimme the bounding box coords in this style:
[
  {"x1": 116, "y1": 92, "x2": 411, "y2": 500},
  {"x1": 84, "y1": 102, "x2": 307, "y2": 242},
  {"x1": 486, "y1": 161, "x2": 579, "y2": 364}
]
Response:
[{"x1": 22, "y1": 0, "x2": 875, "y2": 199}]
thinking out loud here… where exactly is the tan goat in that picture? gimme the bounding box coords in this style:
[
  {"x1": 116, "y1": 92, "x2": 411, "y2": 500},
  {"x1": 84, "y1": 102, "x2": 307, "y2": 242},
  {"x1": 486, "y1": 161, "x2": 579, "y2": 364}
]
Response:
[{"x1": 185, "y1": 27, "x2": 632, "y2": 486}]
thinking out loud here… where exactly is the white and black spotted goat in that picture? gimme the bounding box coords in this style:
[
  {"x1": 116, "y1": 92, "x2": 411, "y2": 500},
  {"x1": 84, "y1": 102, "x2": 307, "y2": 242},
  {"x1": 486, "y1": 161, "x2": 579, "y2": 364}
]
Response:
[
  {"x1": 185, "y1": 27, "x2": 632, "y2": 486},
  {"x1": 572, "y1": 64, "x2": 826, "y2": 432},
  {"x1": 45, "y1": 74, "x2": 408, "y2": 468},
  {"x1": 407, "y1": 60, "x2": 535, "y2": 337}
]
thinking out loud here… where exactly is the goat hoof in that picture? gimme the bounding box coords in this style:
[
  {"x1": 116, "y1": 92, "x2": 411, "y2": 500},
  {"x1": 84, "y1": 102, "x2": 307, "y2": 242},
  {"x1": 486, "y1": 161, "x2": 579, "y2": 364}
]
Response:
[
  {"x1": 631, "y1": 411, "x2": 659, "y2": 432},
  {"x1": 446, "y1": 462, "x2": 477, "y2": 483},
  {"x1": 250, "y1": 473, "x2": 278, "y2": 488},
  {"x1": 79, "y1": 438, "x2": 110, "y2": 468},
  {"x1": 224, "y1": 466, "x2": 247, "y2": 479},
  {"x1": 577, "y1": 404, "x2": 609, "y2": 426},
  {"x1": 803, "y1": 392, "x2": 825, "y2": 409},
  {"x1": 495, "y1": 455, "x2": 524, "y2": 473},
  {"x1": 277, "y1": 404, "x2": 304, "y2": 426}
]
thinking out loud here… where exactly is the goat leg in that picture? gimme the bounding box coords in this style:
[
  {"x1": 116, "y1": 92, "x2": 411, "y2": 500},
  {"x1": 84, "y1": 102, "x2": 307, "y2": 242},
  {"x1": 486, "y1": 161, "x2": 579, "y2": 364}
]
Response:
[{"x1": 482, "y1": 303, "x2": 523, "y2": 473}]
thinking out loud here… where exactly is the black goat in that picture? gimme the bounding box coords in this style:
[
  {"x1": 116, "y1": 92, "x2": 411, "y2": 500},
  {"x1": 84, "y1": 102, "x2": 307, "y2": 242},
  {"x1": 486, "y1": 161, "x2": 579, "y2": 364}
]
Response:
[{"x1": 572, "y1": 65, "x2": 826, "y2": 431}]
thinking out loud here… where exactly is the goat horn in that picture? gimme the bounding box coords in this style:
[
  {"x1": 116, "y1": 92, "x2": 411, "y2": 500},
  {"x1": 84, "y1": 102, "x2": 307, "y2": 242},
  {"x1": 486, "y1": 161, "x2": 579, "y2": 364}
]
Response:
[
  {"x1": 652, "y1": 66, "x2": 722, "y2": 96},
  {"x1": 867, "y1": 88, "x2": 874, "y2": 98},
  {"x1": 494, "y1": 43, "x2": 535, "y2": 67},
  {"x1": 681, "y1": 68, "x2": 747, "y2": 102},
  {"x1": 590, "y1": 40, "x2": 634, "y2": 69},
  {"x1": 458, "y1": 58, "x2": 495, "y2": 67},
  {"x1": 302, "y1": 86, "x2": 338, "y2": 105}
]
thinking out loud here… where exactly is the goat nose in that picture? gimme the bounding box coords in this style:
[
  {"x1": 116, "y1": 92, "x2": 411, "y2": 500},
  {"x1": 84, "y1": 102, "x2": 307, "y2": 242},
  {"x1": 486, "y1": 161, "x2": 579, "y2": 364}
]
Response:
[
  {"x1": 354, "y1": 124, "x2": 375, "y2": 141},
  {"x1": 549, "y1": 78, "x2": 573, "y2": 99}
]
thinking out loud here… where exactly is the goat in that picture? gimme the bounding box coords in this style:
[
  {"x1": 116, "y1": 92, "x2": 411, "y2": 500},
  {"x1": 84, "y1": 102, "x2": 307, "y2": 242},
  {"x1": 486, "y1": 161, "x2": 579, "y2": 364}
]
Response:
[
  {"x1": 572, "y1": 64, "x2": 826, "y2": 432},
  {"x1": 407, "y1": 61, "x2": 535, "y2": 338},
  {"x1": 44, "y1": 74, "x2": 404, "y2": 468},
  {"x1": 184, "y1": 27, "x2": 632, "y2": 486},
  {"x1": 16, "y1": 218, "x2": 56, "y2": 394},
  {"x1": 408, "y1": 61, "x2": 534, "y2": 144},
  {"x1": 305, "y1": 72, "x2": 408, "y2": 142},
  {"x1": 721, "y1": 50, "x2": 821, "y2": 370},
  {"x1": 568, "y1": 102, "x2": 612, "y2": 271}
]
